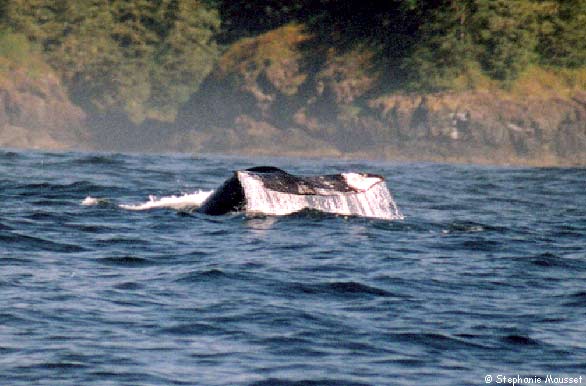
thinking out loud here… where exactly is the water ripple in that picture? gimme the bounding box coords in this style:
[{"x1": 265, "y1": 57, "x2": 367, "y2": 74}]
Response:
[{"x1": 1, "y1": 150, "x2": 585, "y2": 385}]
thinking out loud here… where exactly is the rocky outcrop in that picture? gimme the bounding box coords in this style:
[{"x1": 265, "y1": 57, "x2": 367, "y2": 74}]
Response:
[
  {"x1": 369, "y1": 91, "x2": 586, "y2": 164},
  {"x1": 0, "y1": 64, "x2": 87, "y2": 150},
  {"x1": 175, "y1": 23, "x2": 586, "y2": 165},
  {"x1": 3, "y1": 23, "x2": 583, "y2": 165}
]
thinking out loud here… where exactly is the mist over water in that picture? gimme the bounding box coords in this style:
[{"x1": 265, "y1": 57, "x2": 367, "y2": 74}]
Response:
[{"x1": 1, "y1": 149, "x2": 586, "y2": 385}]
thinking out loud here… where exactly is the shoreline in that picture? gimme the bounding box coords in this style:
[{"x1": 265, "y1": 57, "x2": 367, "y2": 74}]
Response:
[{"x1": 3, "y1": 144, "x2": 584, "y2": 168}]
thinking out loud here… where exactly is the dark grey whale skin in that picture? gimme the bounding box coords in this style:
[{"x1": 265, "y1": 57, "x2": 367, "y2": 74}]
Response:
[
  {"x1": 196, "y1": 167, "x2": 279, "y2": 215},
  {"x1": 196, "y1": 171, "x2": 245, "y2": 215},
  {"x1": 196, "y1": 166, "x2": 385, "y2": 216}
]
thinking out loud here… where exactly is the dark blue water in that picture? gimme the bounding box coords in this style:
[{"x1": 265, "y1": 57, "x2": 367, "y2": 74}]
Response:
[{"x1": 1, "y1": 149, "x2": 586, "y2": 386}]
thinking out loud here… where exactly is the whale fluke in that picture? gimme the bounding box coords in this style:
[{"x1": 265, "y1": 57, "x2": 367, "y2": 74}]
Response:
[{"x1": 197, "y1": 167, "x2": 403, "y2": 220}]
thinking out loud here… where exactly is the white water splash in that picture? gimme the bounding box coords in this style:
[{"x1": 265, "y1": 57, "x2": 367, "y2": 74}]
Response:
[
  {"x1": 238, "y1": 171, "x2": 403, "y2": 220},
  {"x1": 81, "y1": 196, "x2": 101, "y2": 206},
  {"x1": 119, "y1": 190, "x2": 213, "y2": 211},
  {"x1": 81, "y1": 190, "x2": 213, "y2": 211}
]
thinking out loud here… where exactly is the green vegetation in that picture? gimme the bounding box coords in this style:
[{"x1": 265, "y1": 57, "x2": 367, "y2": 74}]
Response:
[
  {"x1": 0, "y1": 30, "x2": 32, "y2": 65},
  {"x1": 2, "y1": 0, "x2": 219, "y2": 122},
  {"x1": 218, "y1": 0, "x2": 586, "y2": 89},
  {"x1": 1, "y1": 0, "x2": 586, "y2": 125},
  {"x1": 0, "y1": 29, "x2": 47, "y2": 77},
  {"x1": 217, "y1": 24, "x2": 309, "y2": 95}
]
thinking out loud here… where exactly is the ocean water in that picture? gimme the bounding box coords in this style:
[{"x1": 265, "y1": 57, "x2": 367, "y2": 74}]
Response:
[{"x1": 1, "y1": 149, "x2": 585, "y2": 386}]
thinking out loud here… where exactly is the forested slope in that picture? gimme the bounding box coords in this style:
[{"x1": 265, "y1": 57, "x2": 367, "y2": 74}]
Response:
[
  {"x1": 1, "y1": 0, "x2": 586, "y2": 164},
  {"x1": 0, "y1": 31, "x2": 86, "y2": 149}
]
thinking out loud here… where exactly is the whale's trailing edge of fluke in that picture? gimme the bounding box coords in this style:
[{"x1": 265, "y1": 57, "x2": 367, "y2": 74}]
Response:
[{"x1": 197, "y1": 166, "x2": 403, "y2": 220}]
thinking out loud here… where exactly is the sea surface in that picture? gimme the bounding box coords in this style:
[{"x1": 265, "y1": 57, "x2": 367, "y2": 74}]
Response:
[{"x1": 1, "y1": 149, "x2": 585, "y2": 386}]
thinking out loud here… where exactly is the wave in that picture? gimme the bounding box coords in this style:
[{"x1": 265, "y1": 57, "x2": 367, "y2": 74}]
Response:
[
  {"x1": 390, "y1": 332, "x2": 491, "y2": 350},
  {"x1": 0, "y1": 150, "x2": 20, "y2": 159},
  {"x1": 502, "y1": 334, "x2": 540, "y2": 346},
  {"x1": 285, "y1": 281, "x2": 393, "y2": 298},
  {"x1": 71, "y1": 154, "x2": 127, "y2": 166},
  {"x1": 20, "y1": 181, "x2": 100, "y2": 193},
  {"x1": 0, "y1": 232, "x2": 85, "y2": 253},
  {"x1": 250, "y1": 378, "x2": 370, "y2": 386},
  {"x1": 560, "y1": 291, "x2": 586, "y2": 307},
  {"x1": 96, "y1": 256, "x2": 156, "y2": 267},
  {"x1": 159, "y1": 322, "x2": 228, "y2": 336}
]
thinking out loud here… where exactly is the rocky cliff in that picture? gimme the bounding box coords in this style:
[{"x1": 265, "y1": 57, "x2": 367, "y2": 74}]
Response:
[
  {"x1": 2, "y1": 24, "x2": 586, "y2": 166},
  {"x1": 175, "y1": 24, "x2": 586, "y2": 166},
  {"x1": 0, "y1": 58, "x2": 87, "y2": 150}
]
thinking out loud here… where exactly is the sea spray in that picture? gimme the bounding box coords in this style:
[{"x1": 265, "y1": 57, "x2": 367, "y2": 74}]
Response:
[{"x1": 82, "y1": 190, "x2": 213, "y2": 211}]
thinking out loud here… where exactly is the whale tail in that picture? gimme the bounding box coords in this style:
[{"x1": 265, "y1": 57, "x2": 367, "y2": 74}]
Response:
[{"x1": 197, "y1": 167, "x2": 403, "y2": 220}]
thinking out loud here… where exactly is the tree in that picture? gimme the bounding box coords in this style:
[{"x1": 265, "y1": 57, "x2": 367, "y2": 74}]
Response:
[
  {"x1": 538, "y1": 0, "x2": 586, "y2": 67},
  {"x1": 4, "y1": 0, "x2": 220, "y2": 122},
  {"x1": 471, "y1": 0, "x2": 549, "y2": 81},
  {"x1": 403, "y1": 0, "x2": 477, "y2": 90},
  {"x1": 216, "y1": 0, "x2": 307, "y2": 43},
  {"x1": 148, "y1": 0, "x2": 220, "y2": 119}
]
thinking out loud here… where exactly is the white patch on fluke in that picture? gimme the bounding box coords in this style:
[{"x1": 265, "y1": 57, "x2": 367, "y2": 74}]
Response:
[
  {"x1": 341, "y1": 173, "x2": 383, "y2": 192},
  {"x1": 119, "y1": 190, "x2": 213, "y2": 211},
  {"x1": 238, "y1": 171, "x2": 403, "y2": 220}
]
